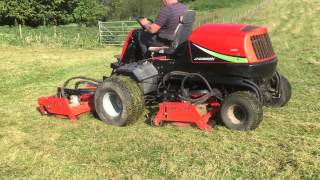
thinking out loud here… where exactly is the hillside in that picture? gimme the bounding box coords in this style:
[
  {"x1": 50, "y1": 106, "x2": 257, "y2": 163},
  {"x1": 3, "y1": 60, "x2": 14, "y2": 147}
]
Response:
[
  {"x1": 188, "y1": 0, "x2": 260, "y2": 11},
  {"x1": 0, "y1": 0, "x2": 319, "y2": 179}
]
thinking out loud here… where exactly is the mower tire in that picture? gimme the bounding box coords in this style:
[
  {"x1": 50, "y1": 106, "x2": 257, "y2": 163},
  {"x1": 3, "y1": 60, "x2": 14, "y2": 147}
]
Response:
[
  {"x1": 94, "y1": 75, "x2": 144, "y2": 126},
  {"x1": 220, "y1": 91, "x2": 263, "y2": 131},
  {"x1": 267, "y1": 74, "x2": 292, "y2": 107}
]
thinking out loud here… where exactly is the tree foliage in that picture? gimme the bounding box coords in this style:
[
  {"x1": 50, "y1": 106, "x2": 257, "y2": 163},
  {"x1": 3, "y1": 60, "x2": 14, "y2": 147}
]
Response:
[
  {"x1": 0, "y1": 0, "x2": 163, "y2": 26},
  {"x1": 0, "y1": 0, "x2": 81, "y2": 26},
  {"x1": 0, "y1": 0, "x2": 242, "y2": 26},
  {"x1": 73, "y1": 0, "x2": 106, "y2": 24},
  {"x1": 104, "y1": 0, "x2": 160, "y2": 20}
]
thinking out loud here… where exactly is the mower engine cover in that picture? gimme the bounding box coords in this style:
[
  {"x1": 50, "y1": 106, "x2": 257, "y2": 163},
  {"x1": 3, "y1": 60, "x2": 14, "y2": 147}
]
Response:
[
  {"x1": 188, "y1": 24, "x2": 277, "y2": 64},
  {"x1": 114, "y1": 61, "x2": 159, "y2": 94}
]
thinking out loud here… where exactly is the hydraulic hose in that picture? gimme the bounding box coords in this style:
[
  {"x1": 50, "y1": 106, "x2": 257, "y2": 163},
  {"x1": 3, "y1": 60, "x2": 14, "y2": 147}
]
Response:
[
  {"x1": 156, "y1": 71, "x2": 190, "y2": 96},
  {"x1": 60, "y1": 76, "x2": 102, "y2": 98},
  {"x1": 158, "y1": 71, "x2": 223, "y2": 104},
  {"x1": 179, "y1": 73, "x2": 223, "y2": 104}
]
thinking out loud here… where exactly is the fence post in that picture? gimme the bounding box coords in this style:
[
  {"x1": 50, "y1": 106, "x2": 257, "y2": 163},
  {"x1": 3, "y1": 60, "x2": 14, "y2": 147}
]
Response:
[
  {"x1": 76, "y1": 33, "x2": 80, "y2": 45},
  {"x1": 54, "y1": 25, "x2": 57, "y2": 39},
  {"x1": 122, "y1": 22, "x2": 125, "y2": 35},
  {"x1": 98, "y1": 21, "x2": 103, "y2": 45},
  {"x1": 19, "y1": 24, "x2": 23, "y2": 38}
]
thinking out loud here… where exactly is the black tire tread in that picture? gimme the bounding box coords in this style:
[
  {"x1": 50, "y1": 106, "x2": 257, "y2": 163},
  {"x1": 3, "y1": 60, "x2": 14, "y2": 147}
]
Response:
[
  {"x1": 275, "y1": 74, "x2": 292, "y2": 107},
  {"x1": 221, "y1": 91, "x2": 263, "y2": 131},
  {"x1": 94, "y1": 76, "x2": 144, "y2": 126},
  {"x1": 110, "y1": 75, "x2": 145, "y2": 124}
]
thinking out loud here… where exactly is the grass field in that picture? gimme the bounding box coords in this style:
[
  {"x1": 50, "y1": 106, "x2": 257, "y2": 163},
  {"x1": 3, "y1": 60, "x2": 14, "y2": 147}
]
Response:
[{"x1": 0, "y1": 0, "x2": 320, "y2": 179}]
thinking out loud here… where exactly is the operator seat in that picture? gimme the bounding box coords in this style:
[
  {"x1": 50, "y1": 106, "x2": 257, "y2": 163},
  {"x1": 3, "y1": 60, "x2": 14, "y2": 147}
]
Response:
[{"x1": 148, "y1": 10, "x2": 196, "y2": 54}]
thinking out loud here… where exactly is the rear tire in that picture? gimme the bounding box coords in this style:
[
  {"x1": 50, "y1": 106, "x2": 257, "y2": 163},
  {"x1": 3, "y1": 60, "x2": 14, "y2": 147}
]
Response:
[
  {"x1": 267, "y1": 74, "x2": 292, "y2": 107},
  {"x1": 220, "y1": 91, "x2": 263, "y2": 131},
  {"x1": 94, "y1": 75, "x2": 144, "y2": 126}
]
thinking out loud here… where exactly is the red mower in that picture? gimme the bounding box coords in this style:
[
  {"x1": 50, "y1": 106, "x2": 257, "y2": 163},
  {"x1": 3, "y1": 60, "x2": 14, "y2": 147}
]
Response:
[{"x1": 38, "y1": 11, "x2": 292, "y2": 131}]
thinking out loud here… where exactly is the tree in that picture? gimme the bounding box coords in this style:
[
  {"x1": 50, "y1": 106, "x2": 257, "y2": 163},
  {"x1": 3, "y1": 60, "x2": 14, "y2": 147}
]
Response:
[
  {"x1": 0, "y1": 0, "x2": 165, "y2": 26},
  {"x1": 122, "y1": 0, "x2": 160, "y2": 19},
  {"x1": 4, "y1": 0, "x2": 37, "y2": 25},
  {"x1": 37, "y1": 0, "x2": 79, "y2": 25},
  {"x1": 103, "y1": 0, "x2": 160, "y2": 20},
  {"x1": 73, "y1": 0, "x2": 106, "y2": 25},
  {"x1": 0, "y1": 0, "x2": 5, "y2": 24}
]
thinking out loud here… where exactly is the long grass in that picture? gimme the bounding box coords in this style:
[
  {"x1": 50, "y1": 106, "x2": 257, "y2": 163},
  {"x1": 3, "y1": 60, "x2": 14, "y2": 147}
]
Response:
[
  {"x1": 0, "y1": 0, "x2": 319, "y2": 179},
  {"x1": 0, "y1": 25, "x2": 101, "y2": 48}
]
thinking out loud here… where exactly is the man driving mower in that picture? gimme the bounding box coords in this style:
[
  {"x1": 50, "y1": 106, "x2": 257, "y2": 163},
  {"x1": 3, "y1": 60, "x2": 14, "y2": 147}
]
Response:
[
  {"x1": 137, "y1": 0, "x2": 187, "y2": 58},
  {"x1": 37, "y1": 0, "x2": 292, "y2": 132}
]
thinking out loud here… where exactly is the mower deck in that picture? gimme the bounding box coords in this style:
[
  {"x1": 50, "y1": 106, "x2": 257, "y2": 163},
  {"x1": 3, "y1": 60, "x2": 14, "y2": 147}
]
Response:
[
  {"x1": 38, "y1": 95, "x2": 94, "y2": 120},
  {"x1": 152, "y1": 101, "x2": 220, "y2": 131},
  {"x1": 37, "y1": 77, "x2": 99, "y2": 121}
]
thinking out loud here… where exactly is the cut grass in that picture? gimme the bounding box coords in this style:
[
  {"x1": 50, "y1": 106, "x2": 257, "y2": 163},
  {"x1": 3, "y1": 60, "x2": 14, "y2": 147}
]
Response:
[{"x1": 0, "y1": 0, "x2": 320, "y2": 179}]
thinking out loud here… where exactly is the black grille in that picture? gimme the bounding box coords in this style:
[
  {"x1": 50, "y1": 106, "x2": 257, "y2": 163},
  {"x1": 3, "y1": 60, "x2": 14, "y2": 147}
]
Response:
[{"x1": 250, "y1": 34, "x2": 275, "y2": 60}]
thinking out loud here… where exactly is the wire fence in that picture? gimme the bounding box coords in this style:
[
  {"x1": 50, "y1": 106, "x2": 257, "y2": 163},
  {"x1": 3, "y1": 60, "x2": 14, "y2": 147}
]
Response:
[{"x1": 98, "y1": 21, "x2": 139, "y2": 46}]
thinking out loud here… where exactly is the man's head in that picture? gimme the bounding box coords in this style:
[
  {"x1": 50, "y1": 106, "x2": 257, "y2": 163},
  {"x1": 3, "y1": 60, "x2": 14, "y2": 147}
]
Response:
[{"x1": 162, "y1": 0, "x2": 178, "y2": 6}]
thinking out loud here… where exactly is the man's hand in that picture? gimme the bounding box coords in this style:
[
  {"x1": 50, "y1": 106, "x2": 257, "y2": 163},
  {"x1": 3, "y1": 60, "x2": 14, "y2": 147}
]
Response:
[
  {"x1": 140, "y1": 18, "x2": 161, "y2": 34},
  {"x1": 140, "y1": 18, "x2": 151, "y2": 26}
]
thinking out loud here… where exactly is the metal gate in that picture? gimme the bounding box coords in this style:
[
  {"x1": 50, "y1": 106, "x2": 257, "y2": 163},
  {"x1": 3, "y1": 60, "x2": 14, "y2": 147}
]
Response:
[{"x1": 98, "y1": 21, "x2": 139, "y2": 46}]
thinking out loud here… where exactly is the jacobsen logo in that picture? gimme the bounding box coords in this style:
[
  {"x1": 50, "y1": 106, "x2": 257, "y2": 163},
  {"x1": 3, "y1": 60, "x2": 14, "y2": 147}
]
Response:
[
  {"x1": 192, "y1": 43, "x2": 249, "y2": 63},
  {"x1": 194, "y1": 57, "x2": 216, "y2": 61}
]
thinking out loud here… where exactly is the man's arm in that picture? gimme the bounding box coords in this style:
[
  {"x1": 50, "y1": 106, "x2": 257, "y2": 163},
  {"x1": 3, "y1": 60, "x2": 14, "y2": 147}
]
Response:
[
  {"x1": 140, "y1": 6, "x2": 169, "y2": 34},
  {"x1": 140, "y1": 18, "x2": 161, "y2": 34}
]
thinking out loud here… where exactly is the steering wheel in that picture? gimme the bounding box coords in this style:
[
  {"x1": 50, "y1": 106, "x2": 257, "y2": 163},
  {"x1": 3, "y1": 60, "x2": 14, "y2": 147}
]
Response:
[{"x1": 135, "y1": 16, "x2": 154, "y2": 29}]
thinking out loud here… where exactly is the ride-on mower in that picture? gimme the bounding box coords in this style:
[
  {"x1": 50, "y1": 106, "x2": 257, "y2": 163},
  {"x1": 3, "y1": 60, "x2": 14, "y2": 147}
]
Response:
[{"x1": 38, "y1": 11, "x2": 292, "y2": 131}]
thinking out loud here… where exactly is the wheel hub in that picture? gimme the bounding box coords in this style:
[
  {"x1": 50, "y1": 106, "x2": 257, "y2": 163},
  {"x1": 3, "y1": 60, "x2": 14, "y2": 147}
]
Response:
[
  {"x1": 227, "y1": 104, "x2": 247, "y2": 125},
  {"x1": 102, "y1": 91, "x2": 123, "y2": 118}
]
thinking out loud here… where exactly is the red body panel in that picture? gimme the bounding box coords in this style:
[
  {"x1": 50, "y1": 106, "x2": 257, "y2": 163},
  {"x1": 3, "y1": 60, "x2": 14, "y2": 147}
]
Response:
[
  {"x1": 189, "y1": 24, "x2": 247, "y2": 57},
  {"x1": 189, "y1": 24, "x2": 276, "y2": 63},
  {"x1": 120, "y1": 30, "x2": 134, "y2": 61}
]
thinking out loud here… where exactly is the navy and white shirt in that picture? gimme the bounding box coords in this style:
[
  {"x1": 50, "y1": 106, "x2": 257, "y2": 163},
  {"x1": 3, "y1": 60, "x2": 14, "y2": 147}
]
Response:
[{"x1": 154, "y1": 2, "x2": 187, "y2": 35}]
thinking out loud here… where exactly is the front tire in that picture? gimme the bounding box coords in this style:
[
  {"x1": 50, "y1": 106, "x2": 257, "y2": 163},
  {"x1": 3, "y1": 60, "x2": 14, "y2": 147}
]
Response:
[
  {"x1": 220, "y1": 91, "x2": 263, "y2": 131},
  {"x1": 94, "y1": 76, "x2": 144, "y2": 126},
  {"x1": 267, "y1": 73, "x2": 292, "y2": 107}
]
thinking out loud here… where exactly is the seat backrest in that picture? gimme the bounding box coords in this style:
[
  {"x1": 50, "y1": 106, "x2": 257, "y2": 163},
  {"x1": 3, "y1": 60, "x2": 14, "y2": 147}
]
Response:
[{"x1": 172, "y1": 10, "x2": 196, "y2": 48}]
